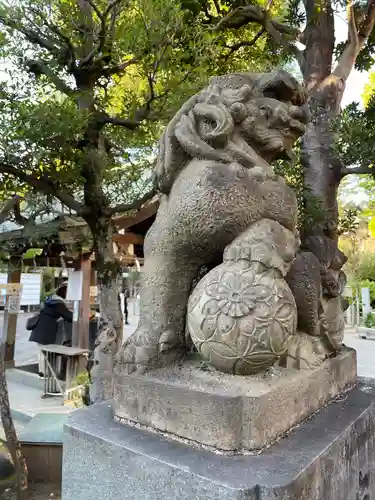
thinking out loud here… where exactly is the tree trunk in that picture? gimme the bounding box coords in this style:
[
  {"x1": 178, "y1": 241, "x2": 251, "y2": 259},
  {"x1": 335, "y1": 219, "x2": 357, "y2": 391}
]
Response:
[
  {"x1": 91, "y1": 215, "x2": 123, "y2": 344},
  {"x1": 0, "y1": 352, "x2": 28, "y2": 500},
  {"x1": 300, "y1": 0, "x2": 343, "y2": 239},
  {"x1": 301, "y1": 80, "x2": 344, "y2": 239},
  {"x1": 87, "y1": 216, "x2": 123, "y2": 403}
]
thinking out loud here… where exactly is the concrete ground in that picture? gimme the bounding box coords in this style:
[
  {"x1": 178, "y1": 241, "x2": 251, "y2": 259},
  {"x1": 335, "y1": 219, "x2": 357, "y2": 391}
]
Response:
[{"x1": 0, "y1": 307, "x2": 138, "y2": 422}]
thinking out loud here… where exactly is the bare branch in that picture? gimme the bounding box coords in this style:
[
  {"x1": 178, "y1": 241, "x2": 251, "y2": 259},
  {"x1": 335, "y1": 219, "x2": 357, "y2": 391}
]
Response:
[
  {"x1": 102, "y1": 115, "x2": 141, "y2": 130},
  {"x1": 103, "y1": 68, "x2": 195, "y2": 129},
  {"x1": 0, "y1": 163, "x2": 83, "y2": 213},
  {"x1": 224, "y1": 30, "x2": 265, "y2": 59},
  {"x1": 108, "y1": 187, "x2": 157, "y2": 215},
  {"x1": 86, "y1": 0, "x2": 105, "y2": 24},
  {"x1": 79, "y1": 0, "x2": 123, "y2": 67},
  {"x1": 212, "y1": 0, "x2": 221, "y2": 16}
]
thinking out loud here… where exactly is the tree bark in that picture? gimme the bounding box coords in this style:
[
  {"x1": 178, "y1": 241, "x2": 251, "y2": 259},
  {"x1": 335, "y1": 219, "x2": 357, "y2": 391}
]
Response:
[
  {"x1": 74, "y1": 0, "x2": 123, "y2": 346},
  {"x1": 0, "y1": 353, "x2": 28, "y2": 500},
  {"x1": 301, "y1": 78, "x2": 344, "y2": 239},
  {"x1": 90, "y1": 215, "x2": 123, "y2": 344},
  {"x1": 300, "y1": 0, "x2": 375, "y2": 240},
  {"x1": 300, "y1": 1, "x2": 349, "y2": 239}
]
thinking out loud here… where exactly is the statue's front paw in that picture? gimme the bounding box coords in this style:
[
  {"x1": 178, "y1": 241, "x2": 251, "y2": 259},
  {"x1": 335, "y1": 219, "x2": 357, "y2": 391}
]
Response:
[
  {"x1": 116, "y1": 328, "x2": 180, "y2": 374},
  {"x1": 117, "y1": 342, "x2": 157, "y2": 374}
]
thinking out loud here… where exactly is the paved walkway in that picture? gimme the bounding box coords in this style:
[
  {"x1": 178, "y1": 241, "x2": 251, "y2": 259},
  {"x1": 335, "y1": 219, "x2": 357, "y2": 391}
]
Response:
[
  {"x1": 0, "y1": 308, "x2": 138, "y2": 367},
  {"x1": 343, "y1": 330, "x2": 375, "y2": 379},
  {"x1": 1, "y1": 309, "x2": 374, "y2": 423}
]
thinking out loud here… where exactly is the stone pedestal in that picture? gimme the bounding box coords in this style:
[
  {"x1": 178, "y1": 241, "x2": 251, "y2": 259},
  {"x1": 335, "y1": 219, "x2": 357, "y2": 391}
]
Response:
[
  {"x1": 113, "y1": 348, "x2": 357, "y2": 452},
  {"x1": 62, "y1": 378, "x2": 375, "y2": 500}
]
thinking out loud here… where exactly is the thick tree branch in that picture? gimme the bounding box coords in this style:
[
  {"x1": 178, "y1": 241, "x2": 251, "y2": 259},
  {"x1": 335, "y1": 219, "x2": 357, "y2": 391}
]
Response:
[
  {"x1": 0, "y1": 14, "x2": 66, "y2": 61},
  {"x1": 12, "y1": 196, "x2": 29, "y2": 226},
  {"x1": 0, "y1": 196, "x2": 29, "y2": 226},
  {"x1": 26, "y1": 60, "x2": 76, "y2": 96},
  {"x1": 102, "y1": 115, "x2": 141, "y2": 130},
  {"x1": 108, "y1": 187, "x2": 157, "y2": 216},
  {"x1": 103, "y1": 57, "x2": 138, "y2": 77},
  {"x1": 28, "y1": 7, "x2": 77, "y2": 70},
  {"x1": 341, "y1": 165, "x2": 375, "y2": 177},
  {"x1": 0, "y1": 163, "x2": 83, "y2": 213},
  {"x1": 212, "y1": 4, "x2": 304, "y2": 68},
  {"x1": 79, "y1": 0, "x2": 124, "y2": 68},
  {"x1": 333, "y1": 0, "x2": 375, "y2": 82},
  {"x1": 105, "y1": 0, "x2": 124, "y2": 17},
  {"x1": 0, "y1": 198, "x2": 16, "y2": 225}
]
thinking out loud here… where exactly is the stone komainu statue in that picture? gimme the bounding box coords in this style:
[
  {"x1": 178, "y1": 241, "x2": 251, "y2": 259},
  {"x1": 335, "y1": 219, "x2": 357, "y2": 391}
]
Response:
[{"x1": 116, "y1": 70, "x2": 347, "y2": 375}]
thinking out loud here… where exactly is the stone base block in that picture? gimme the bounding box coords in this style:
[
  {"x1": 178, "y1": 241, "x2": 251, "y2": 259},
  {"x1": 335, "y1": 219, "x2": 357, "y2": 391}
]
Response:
[
  {"x1": 113, "y1": 348, "x2": 357, "y2": 452},
  {"x1": 62, "y1": 379, "x2": 375, "y2": 500}
]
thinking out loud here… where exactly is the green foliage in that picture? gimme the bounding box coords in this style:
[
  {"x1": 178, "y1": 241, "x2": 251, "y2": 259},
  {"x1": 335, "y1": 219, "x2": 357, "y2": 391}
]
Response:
[
  {"x1": 338, "y1": 207, "x2": 360, "y2": 235},
  {"x1": 72, "y1": 371, "x2": 89, "y2": 387},
  {"x1": 275, "y1": 142, "x2": 325, "y2": 230},
  {"x1": 357, "y1": 253, "x2": 375, "y2": 281},
  {"x1": 0, "y1": 0, "x2": 286, "y2": 218},
  {"x1": 364, "y1": 311, "x2": 375, "y2": 328},
  {"x1": 333, "y1": 102, "x2": 375, "y2": 175},
  {"x1": 334, "y1": 70, "x2": 375, "y2": 183},
  {"x1": 357, "y1": 279, "x2": 375, "y2": 301}
]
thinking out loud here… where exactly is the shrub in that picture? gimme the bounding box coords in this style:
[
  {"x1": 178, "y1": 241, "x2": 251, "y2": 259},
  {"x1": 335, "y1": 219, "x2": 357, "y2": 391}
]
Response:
[
  {"x1": 365, "y1": 312, "x2": 375, "y2": 328},
  {"x1": 357, "y1": 253, "x2": 375, "y2": 281}
]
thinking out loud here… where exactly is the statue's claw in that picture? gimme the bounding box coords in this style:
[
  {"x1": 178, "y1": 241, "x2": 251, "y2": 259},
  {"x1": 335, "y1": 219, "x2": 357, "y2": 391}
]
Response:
[
  {"x1": 159, "y1": 329, "x2": 178, "y2": 353},
  {"x1": 117, "y1": 327, "x2": 181, "y2": 374}
]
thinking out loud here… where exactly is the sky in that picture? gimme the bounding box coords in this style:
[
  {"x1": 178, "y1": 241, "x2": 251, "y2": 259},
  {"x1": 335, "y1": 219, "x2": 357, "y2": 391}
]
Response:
[
  {"x1": 334, "y1": 13, "x2": 373, "y2": 206},
  {"x1": 335, "y1": 13, "x2": 372, "y2": 109}
]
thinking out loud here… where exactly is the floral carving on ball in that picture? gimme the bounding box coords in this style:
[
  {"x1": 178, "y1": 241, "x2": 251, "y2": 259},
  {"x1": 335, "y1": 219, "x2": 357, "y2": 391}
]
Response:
[{"x1": 188, "y1": 263, "x2": 297, "y2": 375}]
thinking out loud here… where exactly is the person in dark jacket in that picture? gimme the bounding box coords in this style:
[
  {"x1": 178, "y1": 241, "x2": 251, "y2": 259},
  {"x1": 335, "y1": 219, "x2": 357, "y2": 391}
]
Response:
[{"x1": 29, "y1": 282, "x2": 73, "y2": 376}]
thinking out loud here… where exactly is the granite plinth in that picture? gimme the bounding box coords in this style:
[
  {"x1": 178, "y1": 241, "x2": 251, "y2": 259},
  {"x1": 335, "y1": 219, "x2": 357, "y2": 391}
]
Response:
[
  {"x1": 113, "y1": 348, "x2": 356, "y2": 452},
  {"x1": 62, "y1": 379, "x2": 375, "y2": 500}
]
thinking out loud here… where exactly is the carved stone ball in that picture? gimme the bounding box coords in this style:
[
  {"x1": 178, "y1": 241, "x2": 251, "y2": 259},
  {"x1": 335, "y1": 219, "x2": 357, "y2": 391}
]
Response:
[{"x1": 187, "y1": 263, "x2": 297, "y2": 375}]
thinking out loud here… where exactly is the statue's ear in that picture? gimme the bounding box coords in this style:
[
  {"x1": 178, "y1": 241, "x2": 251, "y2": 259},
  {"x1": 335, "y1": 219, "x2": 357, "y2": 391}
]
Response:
[{"x1": 154, "y1": 94, "x2": 200, "y2": 195}]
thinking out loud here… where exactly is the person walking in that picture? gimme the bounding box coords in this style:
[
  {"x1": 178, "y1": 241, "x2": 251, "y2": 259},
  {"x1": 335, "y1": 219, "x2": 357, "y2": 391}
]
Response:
[{"x1": 27, "y1": 281, "x2": 73, "y2": 377}]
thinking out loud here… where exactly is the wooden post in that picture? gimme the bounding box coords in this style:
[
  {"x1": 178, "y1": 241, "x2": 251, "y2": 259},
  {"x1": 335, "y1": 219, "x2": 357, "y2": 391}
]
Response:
[
  {"x1": 90, "y1": 266, "x2": 96, "y2": 306},
  {"x1": 2, "y1": 255, "x2": 22, "y2": 368},
  {"x1": 78, "y1": 256, "x2": 91, "y2": 350}
]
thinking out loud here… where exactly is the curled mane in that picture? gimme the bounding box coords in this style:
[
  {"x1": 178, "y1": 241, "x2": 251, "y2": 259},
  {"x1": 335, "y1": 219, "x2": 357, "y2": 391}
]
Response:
[{"x1": 154, "y1": 70, "x2": 307, "y2": 195}]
